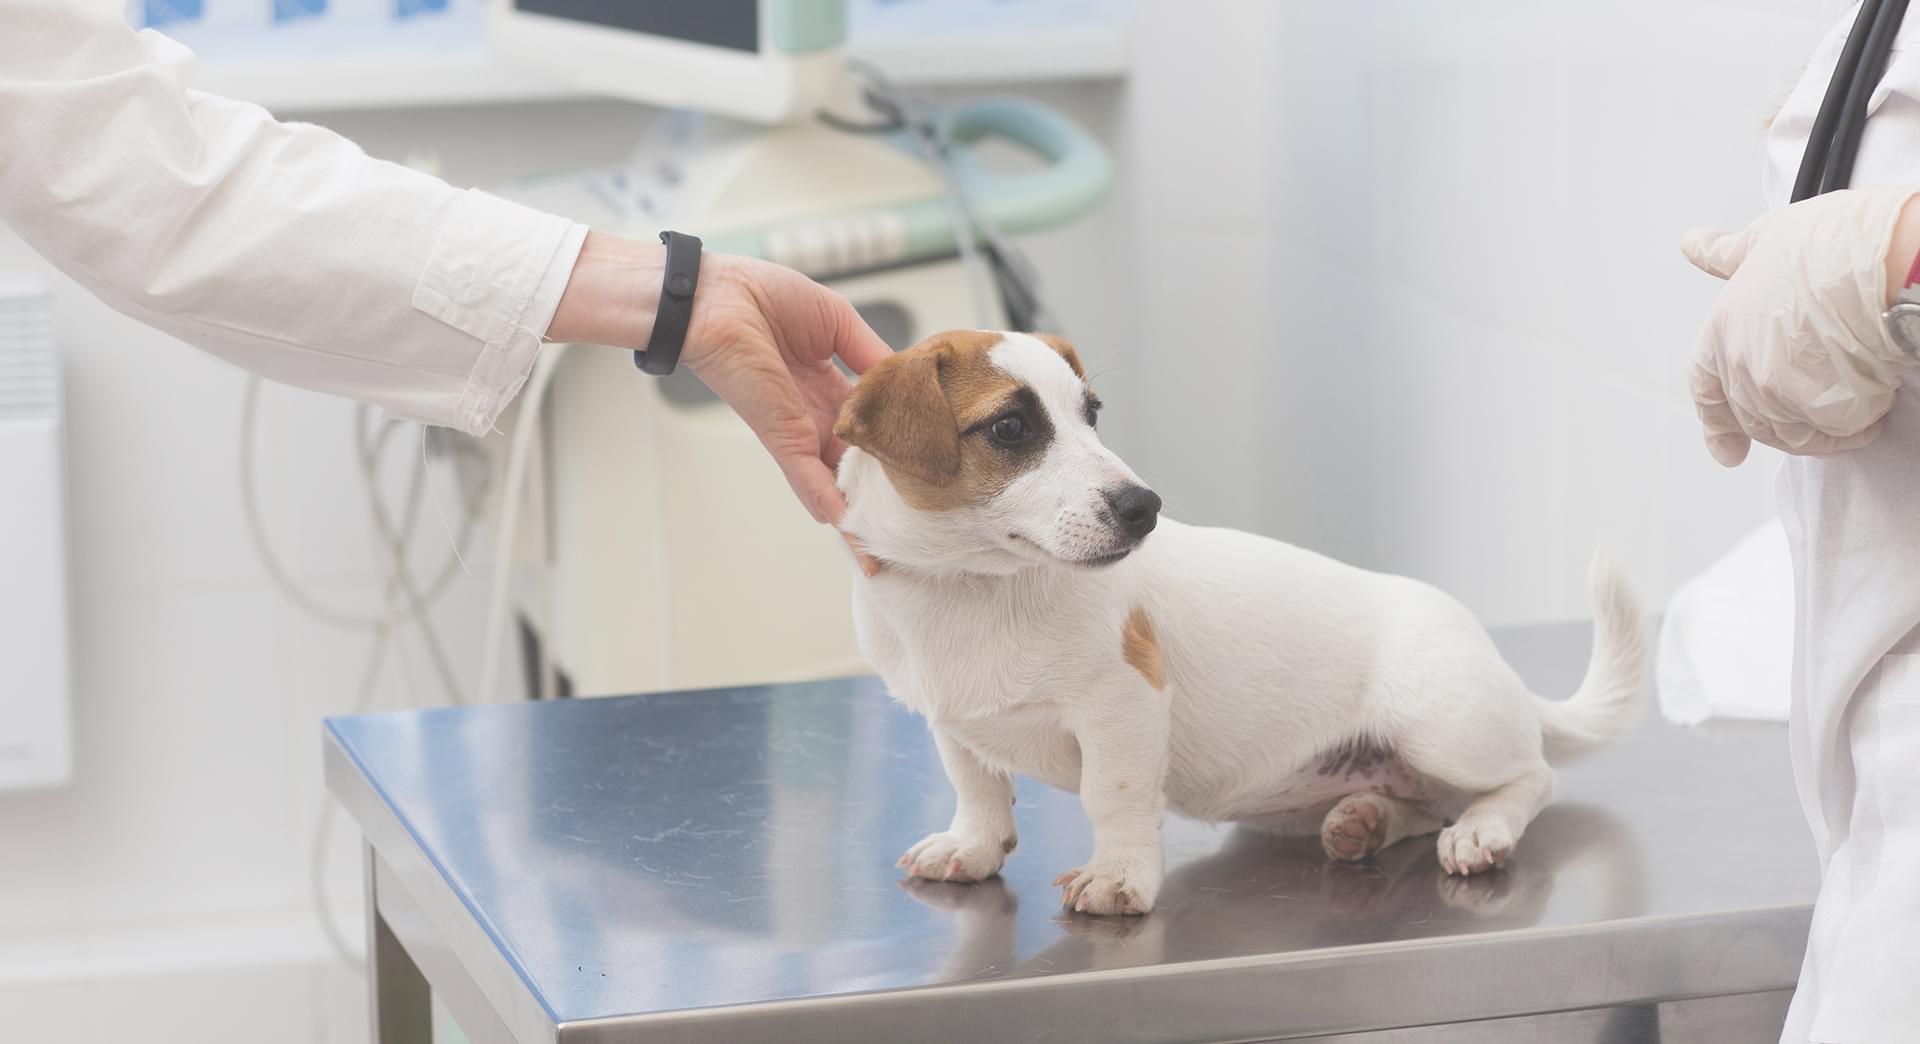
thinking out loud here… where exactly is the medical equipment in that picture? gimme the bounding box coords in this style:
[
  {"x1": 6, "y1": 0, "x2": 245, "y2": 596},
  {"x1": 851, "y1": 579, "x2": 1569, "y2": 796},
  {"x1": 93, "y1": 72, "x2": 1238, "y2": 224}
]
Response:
[
  {"x1": 490, "y1": 0, "x2": 846, "y2": 124},
  {"x1": 129, "y1": 0, "x2": 489, "y2": 61},
  {"x1": 1792, "y1": 0, "x2": 1911, "y2": 202},
  {"x1": 0, "y1": 278, "x2": 70, "y2": 790}
]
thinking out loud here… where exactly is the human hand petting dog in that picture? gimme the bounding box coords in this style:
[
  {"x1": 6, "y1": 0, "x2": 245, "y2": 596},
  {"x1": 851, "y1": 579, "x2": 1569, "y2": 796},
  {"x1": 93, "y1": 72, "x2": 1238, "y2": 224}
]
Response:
[{"x1": 550, "y1": 233, "x2": 889, "y2": 574}]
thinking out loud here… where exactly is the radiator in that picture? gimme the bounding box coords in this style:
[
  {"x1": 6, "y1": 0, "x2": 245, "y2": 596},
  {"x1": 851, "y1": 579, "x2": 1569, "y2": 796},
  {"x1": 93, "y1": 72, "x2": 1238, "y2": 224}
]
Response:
[{"x1": 0, "y1": 277, "x2": 71, "y2": 789}]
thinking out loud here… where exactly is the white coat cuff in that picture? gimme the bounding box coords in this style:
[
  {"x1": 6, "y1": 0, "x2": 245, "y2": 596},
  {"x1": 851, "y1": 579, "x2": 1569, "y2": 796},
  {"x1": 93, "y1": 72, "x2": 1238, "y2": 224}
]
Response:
[{"x1": 411, "y1": 188, "x2": 585, "y2": 435}]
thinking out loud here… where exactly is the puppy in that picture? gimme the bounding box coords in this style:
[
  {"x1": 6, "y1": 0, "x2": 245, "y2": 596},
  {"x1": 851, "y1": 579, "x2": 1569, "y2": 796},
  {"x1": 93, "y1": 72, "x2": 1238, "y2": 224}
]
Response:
[{"x1": 834, "y1": 330, "x2": 1648, "y2": 915}]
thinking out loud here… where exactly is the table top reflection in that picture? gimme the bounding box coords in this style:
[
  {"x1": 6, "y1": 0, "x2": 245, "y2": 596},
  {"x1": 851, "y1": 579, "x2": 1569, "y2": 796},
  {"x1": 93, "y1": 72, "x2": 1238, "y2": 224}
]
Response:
[{"x1": 327, "y1": 623, "x2": 1819, "y2": 1042}]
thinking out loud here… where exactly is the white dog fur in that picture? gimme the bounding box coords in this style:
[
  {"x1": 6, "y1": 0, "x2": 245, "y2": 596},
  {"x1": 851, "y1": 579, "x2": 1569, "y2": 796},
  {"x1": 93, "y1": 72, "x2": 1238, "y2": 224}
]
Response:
[{"x1": 835, "y1": 330, "x2": 1648, "y2": 915}]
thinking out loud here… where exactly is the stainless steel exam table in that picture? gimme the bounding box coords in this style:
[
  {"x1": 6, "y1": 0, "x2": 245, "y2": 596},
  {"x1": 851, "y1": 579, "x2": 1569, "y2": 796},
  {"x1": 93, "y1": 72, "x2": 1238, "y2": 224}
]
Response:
[{"x1": 326, "y1": 623, "x2": 1818, "y2": 1043}]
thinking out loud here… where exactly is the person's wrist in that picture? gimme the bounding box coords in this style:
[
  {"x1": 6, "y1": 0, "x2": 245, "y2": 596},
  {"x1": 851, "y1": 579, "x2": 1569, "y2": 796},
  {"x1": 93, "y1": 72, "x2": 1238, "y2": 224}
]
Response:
[
  {"x1": 1883, "y1": 194, "x2": 1920, "y2": 307},
  {"x1": 547, "y1": 231, "x2": 665, "y2": 348},
  {"x1": 679, "y1": 253, "x2": 755, "y2": 372}
]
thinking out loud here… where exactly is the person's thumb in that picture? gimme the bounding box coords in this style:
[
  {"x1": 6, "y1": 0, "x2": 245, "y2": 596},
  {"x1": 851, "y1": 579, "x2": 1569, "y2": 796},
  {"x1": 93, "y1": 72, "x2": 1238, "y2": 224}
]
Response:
[{"x1": 1680, "y1": 226, "x2": 1753, "y2": 280}]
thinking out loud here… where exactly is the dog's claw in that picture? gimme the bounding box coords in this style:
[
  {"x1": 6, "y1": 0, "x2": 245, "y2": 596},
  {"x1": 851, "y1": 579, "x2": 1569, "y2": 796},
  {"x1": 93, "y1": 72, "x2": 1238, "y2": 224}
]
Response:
[
  {"x1": 1053, "y1": 858, "x2": 1158, "y2": 916},
  {"x1": 899, "y1": 830, "x2": 1013, "y2": 883}
]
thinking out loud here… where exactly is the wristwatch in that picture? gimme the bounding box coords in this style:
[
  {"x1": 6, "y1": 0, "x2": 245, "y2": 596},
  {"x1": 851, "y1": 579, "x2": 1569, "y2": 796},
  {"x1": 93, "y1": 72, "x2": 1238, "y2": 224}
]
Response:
[
  {"x1": 1885, "y1": 249, "x2": 1920, "y2": 360},
  {"x1": 633, "y1": 230, "x2": 702, "y2": 376}
]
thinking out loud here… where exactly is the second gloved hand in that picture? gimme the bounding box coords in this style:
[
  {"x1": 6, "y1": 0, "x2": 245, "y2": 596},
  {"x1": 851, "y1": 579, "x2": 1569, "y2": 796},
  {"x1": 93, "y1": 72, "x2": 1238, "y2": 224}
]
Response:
[{"x1": 1682, "y1": 186, "x2": 1920, "y2": 466}]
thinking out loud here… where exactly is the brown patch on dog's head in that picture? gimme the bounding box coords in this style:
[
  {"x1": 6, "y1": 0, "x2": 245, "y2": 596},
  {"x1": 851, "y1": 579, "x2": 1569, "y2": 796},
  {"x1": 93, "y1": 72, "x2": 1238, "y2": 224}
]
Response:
[
  {"x1": 834, "y1": 330, "x2": 1055, "y2": 511},
  {"x1": 1033, "y1": 333, "x2": 1085, "y2": 378},
  {"x1": 1122, "y1": 606, "x2": 1166, "y2": 691}
]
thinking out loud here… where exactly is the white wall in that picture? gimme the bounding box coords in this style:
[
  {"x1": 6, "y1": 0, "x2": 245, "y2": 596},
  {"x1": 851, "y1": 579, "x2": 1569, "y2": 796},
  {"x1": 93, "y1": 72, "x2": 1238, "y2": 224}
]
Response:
[{"x1": 1121, "y1": 0, "x2": 1841, "y2": 625}]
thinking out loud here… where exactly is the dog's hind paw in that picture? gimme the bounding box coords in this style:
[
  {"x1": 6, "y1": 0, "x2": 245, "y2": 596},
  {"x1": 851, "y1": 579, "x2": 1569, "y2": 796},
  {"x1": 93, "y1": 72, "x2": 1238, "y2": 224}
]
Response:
[
  {"x1": 1320, "y1": 793, "x2": 1389, "y2": 862},
  {"x1": 898, "y1": 830, "x2": 1013, "y2": 882},
  {"x1": 1436, "y1": 817, "x2": 1515, "y2": 876}
]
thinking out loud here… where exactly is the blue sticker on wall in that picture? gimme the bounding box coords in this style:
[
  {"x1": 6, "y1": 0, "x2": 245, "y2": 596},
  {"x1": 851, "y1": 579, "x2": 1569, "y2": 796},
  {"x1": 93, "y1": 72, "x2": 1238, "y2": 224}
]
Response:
[
  {"x1": 272, "y1": 0, "x2": 328, "y2": 24},
  {"x1": 142, "y1": 0, "x2": 204, "y2": 28},
  {"x1": 395, "y1": 0, "x2": 450, "y2": 17}
]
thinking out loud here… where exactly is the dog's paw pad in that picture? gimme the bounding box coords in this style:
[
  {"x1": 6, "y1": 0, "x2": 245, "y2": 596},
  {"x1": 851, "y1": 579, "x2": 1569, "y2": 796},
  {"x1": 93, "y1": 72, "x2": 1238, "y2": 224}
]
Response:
[
  {"x1": 899, "y1": 830, "x2": 1013, "y2": 882},
  {"x1": 1436, "y1": 818, "x2": 1515, "y2": 876},
  {"x1": 1320, "y1": 794, "x2": 1387, "y2": 862}
]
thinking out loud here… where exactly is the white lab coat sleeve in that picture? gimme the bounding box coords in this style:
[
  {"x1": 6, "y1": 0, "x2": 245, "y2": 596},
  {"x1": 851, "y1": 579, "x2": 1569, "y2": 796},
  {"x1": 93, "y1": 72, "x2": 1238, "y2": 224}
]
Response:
[{"x1": 0, "y1": 0, "x2": 590, "y2": 437}]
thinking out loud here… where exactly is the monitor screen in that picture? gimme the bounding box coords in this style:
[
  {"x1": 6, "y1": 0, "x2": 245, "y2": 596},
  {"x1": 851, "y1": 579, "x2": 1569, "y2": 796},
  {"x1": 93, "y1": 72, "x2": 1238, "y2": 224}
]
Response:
[{"x1": 511, "y1": 1, "x2": 760, "y2": 54}]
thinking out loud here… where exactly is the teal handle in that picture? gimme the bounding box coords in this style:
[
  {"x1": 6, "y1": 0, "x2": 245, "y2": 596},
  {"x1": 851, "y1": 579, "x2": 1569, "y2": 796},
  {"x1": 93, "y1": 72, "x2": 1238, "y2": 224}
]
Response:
[
  {"x1": 706, "y1": 98, "x2": 1112, "y2": 267},
  {"x1": 897, "y1": 96, "x2": 1113, "y2": 255}
]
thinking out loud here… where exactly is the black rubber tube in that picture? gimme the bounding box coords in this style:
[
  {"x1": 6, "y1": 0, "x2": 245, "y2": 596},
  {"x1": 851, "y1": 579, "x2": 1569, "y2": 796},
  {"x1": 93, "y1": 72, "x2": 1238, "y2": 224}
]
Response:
[
  {"x1": 1823, "y1": 0, "x2": 1912, "y2": 194},
  {"x1": 1794, "y1": 0, "x2": 1884, "y2": 202}
]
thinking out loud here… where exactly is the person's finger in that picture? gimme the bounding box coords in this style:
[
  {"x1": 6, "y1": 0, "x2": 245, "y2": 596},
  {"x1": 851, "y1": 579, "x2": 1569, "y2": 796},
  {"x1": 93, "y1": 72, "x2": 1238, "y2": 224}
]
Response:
[
  {"x1": 776, "y1": 450, "x2": 845, "y2": 525},
  {"x1": 831, "y1": 296, "x2": 896, "y2": 375},
  {"x1": 1706, "y1": 424, "x2": 1753, "y2": 467},
  {"x1": 1689, "y1": 358, "x2": 1752, "y2": 467},
  {"x1": 780, "y1": 453, "x2": 882, "y2": 575},
  {"x1": 1680, "y1": 226, "x2": 1753, "y2": 280}
]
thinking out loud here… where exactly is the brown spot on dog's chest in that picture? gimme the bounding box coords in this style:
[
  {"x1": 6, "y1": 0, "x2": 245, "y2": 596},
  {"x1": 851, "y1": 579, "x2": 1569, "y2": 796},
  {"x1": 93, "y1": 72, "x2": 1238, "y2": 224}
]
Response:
[{"x1": 1122, "y1": 606, "x2": 1166, "y2": 690}]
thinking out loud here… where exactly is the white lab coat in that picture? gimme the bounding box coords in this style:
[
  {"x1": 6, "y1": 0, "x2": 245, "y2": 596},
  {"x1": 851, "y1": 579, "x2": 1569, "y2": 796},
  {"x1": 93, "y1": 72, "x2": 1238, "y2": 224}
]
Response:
[
  {"x1": 0, "y1": 0, "x2": 587, "y2": 437},
  {"x1": 1764, "y1": 7, "x2": 1920, "y2": 1042}
]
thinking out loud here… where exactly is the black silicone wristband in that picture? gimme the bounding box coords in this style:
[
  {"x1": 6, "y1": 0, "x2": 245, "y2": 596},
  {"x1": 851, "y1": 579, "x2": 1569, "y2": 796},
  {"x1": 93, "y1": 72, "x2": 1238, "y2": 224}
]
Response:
[{"x1": 634, "y1": 230, "x2": 701, "y2": 375}]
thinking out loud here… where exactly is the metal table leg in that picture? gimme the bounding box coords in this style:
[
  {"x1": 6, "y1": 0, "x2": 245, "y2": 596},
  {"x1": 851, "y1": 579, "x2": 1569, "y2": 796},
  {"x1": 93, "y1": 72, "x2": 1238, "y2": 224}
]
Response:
[{"x1": 367, "y1": 842, "x2": 432, "y2": 1044}]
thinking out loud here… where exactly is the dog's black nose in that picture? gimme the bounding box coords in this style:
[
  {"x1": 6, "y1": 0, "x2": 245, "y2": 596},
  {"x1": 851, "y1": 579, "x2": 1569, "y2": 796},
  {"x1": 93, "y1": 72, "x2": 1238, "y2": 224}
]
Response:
[{"x1": 1105, "y1": 485, "x2": 1162, "y2": 540}]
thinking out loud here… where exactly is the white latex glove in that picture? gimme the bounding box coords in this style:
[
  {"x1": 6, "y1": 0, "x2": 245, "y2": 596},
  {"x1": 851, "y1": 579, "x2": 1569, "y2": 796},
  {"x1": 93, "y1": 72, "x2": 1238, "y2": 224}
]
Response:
[{"x1": 1682, "y1": 187, "x2": 1920, "y2": 466}]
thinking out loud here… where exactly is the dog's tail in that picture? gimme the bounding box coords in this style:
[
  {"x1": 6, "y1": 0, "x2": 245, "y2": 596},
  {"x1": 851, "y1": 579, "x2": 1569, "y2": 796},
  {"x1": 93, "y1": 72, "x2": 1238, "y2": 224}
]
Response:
[{"x1": 1536, "y1": 551, "x2": 1650, "y2": 762}]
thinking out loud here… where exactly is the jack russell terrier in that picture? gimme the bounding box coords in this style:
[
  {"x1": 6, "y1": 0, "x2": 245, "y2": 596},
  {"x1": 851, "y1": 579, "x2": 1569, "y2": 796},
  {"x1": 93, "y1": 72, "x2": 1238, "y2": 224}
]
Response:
[{"x1": 833, "y1": 330, "x2": 1648, "y2": 915}]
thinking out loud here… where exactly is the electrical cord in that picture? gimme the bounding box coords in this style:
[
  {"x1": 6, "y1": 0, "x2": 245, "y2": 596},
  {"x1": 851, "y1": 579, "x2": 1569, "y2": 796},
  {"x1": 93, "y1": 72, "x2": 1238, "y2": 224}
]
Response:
[
  {"x1": 1794, "y1": 0, "x2": 1911, "y2": 201},
  {"x1": 825, "y1": 61, "x2": 1063, "y2": 333},
  {"x1": 240, "y1": 377, "x2": 479, "y2": 629},
  {"x1": 239, "y1": 375, "x2": 489, "y2": 968},
  {"x1": 475, "y1": 342, "x2": 572, "y2": 706},
  {"x1": 1826, "y1": 0, "x2": 1912, "y2": 195},
  {"x1": 354, "y1": 406, "x2": 468, "y2": 706}
]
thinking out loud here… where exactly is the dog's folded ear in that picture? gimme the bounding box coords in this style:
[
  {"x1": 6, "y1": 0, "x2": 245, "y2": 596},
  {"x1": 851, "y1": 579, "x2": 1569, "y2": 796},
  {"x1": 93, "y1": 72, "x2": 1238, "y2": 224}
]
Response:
[{"x1": 834, "y1": 349, "x2": 962, "y2": 486}]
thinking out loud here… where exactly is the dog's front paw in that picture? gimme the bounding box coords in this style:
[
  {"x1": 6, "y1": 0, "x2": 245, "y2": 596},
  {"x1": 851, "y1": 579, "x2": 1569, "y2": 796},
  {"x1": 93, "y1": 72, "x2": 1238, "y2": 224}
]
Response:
[
  {"x1": 1053, "y1": 851, "x2": 1162, "y2": 915},
  {"x1": 1436, "y1": 816, "x2": 1515, "y2": 876},
  {"x1": 898, "y1": 830, "x2": 1015, "y2": 882}
]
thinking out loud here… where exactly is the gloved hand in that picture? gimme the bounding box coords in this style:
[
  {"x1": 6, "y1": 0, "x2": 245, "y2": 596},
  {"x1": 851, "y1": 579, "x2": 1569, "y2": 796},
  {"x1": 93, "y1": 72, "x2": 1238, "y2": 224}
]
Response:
[{"x1": 1681, "y1": 186, "x2": 1920, "y2": 466}]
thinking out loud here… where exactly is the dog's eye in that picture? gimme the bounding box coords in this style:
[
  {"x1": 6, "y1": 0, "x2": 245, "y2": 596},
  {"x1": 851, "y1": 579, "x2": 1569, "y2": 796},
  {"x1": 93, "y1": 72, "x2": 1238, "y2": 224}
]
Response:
[
  {"x1": 1085, "y1": 398, "x2": 1103, "y2": 428},
  {"x1": 990, "y1": 414, "x2": 1028, "y2": 444}
]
